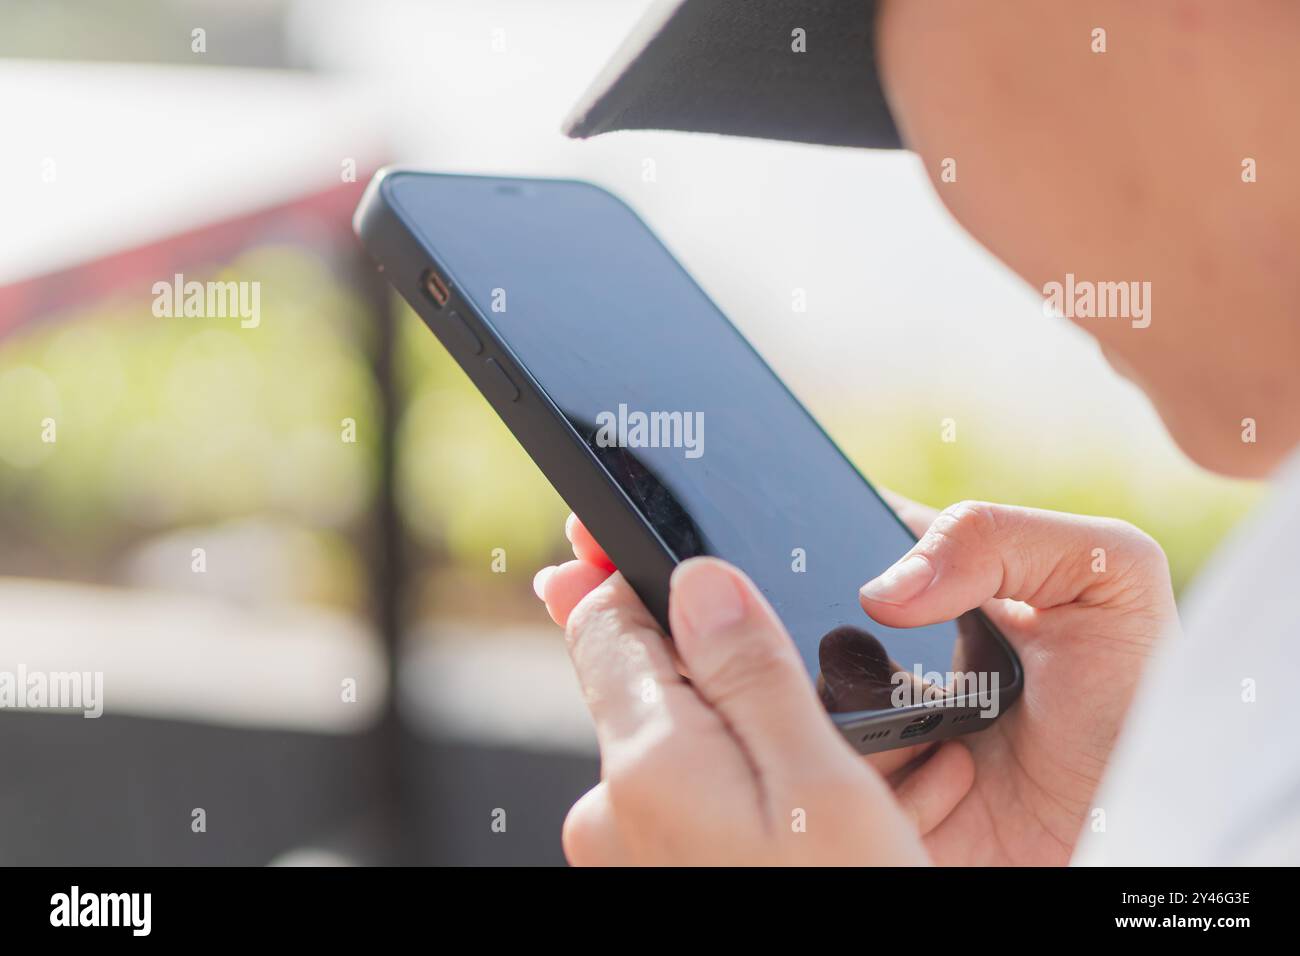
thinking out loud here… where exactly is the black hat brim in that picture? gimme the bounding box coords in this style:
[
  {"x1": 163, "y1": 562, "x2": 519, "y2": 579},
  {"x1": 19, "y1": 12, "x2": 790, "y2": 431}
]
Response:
[{"x1": 562, "y1": 0, "x2": 902, "y2": 149}]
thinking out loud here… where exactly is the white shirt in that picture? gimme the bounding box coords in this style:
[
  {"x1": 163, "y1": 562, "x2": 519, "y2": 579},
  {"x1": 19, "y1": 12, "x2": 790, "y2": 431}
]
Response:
[{"x1": 1074, "y1": 450, "x2": 1300, "y2": 864}]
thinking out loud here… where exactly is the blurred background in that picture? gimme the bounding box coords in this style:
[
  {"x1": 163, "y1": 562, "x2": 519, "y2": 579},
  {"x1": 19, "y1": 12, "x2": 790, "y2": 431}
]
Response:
[{"x1": 0, "y1": 0, "x2": 1261, "y2": 865}]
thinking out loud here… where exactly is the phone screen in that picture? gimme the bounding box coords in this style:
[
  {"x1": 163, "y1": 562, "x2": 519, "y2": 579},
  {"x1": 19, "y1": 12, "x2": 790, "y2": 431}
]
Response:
[{"x1": 389, "y1": 174, "x2": 1015, "y2": 718}]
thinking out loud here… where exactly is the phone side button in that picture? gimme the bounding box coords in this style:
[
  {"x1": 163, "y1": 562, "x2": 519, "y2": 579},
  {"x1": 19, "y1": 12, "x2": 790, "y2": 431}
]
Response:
[
  {"x1": 444, "y1": 310, "x2": 483, "y2": 355},
  {"x1": 482, "y1": 358, "x2": 520, "y2": 403}
]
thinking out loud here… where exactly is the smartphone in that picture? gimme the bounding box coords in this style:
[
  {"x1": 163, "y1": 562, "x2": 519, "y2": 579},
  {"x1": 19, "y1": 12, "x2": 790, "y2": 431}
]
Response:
[{"x1": 355, "y1": 170, "x2": 1022, "y2": 753}]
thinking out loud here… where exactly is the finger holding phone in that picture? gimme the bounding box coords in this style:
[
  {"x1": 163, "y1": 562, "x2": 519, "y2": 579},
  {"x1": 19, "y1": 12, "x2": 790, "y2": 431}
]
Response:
[{"x1": 539, "y1": 498, "x2": 1178, "y2": 866}]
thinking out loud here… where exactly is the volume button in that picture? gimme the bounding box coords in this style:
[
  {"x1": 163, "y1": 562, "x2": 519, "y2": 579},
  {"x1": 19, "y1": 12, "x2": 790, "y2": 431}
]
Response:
[
  {"x1": 483, "y1": 358, "x2": 520, "y2": 403},
  {"x1": 444, "y1": 310, "x2": 482, "y2": 355}
]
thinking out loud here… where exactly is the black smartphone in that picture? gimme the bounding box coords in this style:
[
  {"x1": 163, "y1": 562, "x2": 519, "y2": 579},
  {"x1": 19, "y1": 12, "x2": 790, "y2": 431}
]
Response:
[{"x1": 355, "y1": 170, "x2": 1022, "y2": 753}]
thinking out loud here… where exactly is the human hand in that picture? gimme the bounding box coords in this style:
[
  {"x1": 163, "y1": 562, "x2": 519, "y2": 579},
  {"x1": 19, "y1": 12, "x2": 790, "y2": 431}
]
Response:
[
  {"x1": 535, "y1": 525, "x2": 974, "y2": 866},
  {"x1": 859, "y1": 495, "x2": 1179, "y2": 864}
]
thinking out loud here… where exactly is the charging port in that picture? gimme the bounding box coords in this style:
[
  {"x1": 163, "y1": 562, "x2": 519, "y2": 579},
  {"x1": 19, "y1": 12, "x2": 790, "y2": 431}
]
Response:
[
  {"x1": 900, "y1": 712, "x2": 944, "y2": 740},
  {"x1": 421, "y1": 268, "x2": 450, "y2": 309}
]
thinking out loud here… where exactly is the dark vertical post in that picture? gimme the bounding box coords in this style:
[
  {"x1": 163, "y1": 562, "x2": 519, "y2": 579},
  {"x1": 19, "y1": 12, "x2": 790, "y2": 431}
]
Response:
[{"x1": 357, "y1": 249, "x2": 410, "y2": 863}]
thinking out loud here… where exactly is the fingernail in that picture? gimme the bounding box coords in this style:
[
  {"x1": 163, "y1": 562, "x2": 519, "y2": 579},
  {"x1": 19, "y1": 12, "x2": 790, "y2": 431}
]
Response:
[
  {"x1": 563, "y1": 513, "x2": 578, "y2": 543},
  {"x1": 671, "y1": 559, "x2": 748, "y2": 637},
  {"x1": 532, "y1": 566, "x2": 556, "y2": 600},
  {"x1": 860, "y1": 554, "x2": 935, "y2": 605}
]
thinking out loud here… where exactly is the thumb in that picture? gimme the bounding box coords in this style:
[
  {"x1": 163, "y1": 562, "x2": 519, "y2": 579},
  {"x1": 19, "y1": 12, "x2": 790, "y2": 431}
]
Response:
[
  {"x1": 669, "y1": 557, "x2": 847, "y2": 774},
  {"x1": 859, "y1": 500, "x2": 1167, "y2": 629}
]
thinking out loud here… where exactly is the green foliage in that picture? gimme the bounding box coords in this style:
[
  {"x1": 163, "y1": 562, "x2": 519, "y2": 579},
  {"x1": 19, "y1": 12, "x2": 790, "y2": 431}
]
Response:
[{"x1": 0, "y1": 247, "x2": 379, "y2": 560}]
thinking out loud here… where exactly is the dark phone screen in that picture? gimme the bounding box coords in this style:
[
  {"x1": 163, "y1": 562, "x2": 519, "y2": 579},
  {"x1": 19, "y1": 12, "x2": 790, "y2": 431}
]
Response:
[{"x1": 389, "y1": 174, "x2": 1015, "y2": 718}]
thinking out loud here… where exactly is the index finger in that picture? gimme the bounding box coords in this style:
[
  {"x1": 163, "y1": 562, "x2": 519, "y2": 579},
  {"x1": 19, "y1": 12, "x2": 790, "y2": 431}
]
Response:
[{"x1": 565, "y1": 513, "x2": 617, "y2": 571}]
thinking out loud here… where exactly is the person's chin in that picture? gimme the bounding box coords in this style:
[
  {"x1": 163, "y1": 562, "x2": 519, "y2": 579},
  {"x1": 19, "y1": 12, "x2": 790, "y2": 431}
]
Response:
[
  {"x1": 1161, "y1": 404, "x2": 1286, "y2": 480},
  {"x1": 1099, "y1": 348, "x2": 1288, "y2": 479},
  {"x1": 1098, "y1": 343, "x2": 1142, "y2": 388}
]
